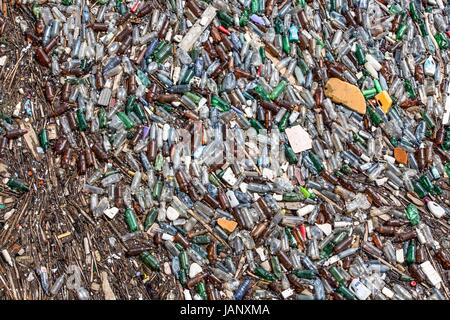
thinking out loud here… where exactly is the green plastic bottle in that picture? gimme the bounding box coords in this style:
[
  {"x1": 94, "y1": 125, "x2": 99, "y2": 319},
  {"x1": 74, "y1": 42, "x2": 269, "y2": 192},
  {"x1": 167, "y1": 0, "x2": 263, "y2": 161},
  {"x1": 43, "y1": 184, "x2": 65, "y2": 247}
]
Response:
[{"x1": 405, "y1": 204, "x2": 420, "y2": 226}]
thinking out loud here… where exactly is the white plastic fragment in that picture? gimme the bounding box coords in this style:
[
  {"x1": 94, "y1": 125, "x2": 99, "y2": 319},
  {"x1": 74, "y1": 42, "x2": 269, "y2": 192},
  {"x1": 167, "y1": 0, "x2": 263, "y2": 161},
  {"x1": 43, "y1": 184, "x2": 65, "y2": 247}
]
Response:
[
  {"x1": 382, "y1": 287, "x2": 395, "y2": 299},
  {"x1": 420, "y1": 261, "x2": 442, "y2": 288},
  {"x1": 396, "y1": 249, "x2": 405, "y2": 264},
  {"x1": 349, "y1": 279, "x2": 371, "y2": 300},
  {"x1": 178, "y1": 5, "x2": 217, "y2": 52},
  {"x1": 104, "y1": 207, "x2": 119, "y2": 219},
  {"x1": 166, "y1": 206, "x2": 180, "y2": 221},
  {"x1": 1, "y1": 249, "x2": 13, "y2": 266},
  {"x1": 281, "y1": 288, "x2": 294, "y2": 299},
  {"x1": 427, "y1": 201, "x2": 446, "y2": 219},
  {"x1": 285, "y1": 125, "x2": 312, "y2": 153},
  {"x1": 222, "y1": 167, "x2": 237, "y2": 186},
  {"x1": 316, "y1": 223, "x2": 332, "y2": 236},
  {"x1": 189, "y1": 263, "x2": 203, "y2": 278},
  {"x1": 296, "y1": 204, "x2": 316, "y2": 217},
  {"x1": 0, "y1": 56, "x2": 7, "y2": 66}
]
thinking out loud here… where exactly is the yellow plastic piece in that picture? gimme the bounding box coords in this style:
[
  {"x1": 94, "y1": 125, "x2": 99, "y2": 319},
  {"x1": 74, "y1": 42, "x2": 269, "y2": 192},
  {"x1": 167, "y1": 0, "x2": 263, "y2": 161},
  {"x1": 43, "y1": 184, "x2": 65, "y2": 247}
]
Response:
[{"x1": 375, "y1": 91, "x2": 392, "y2": 114}]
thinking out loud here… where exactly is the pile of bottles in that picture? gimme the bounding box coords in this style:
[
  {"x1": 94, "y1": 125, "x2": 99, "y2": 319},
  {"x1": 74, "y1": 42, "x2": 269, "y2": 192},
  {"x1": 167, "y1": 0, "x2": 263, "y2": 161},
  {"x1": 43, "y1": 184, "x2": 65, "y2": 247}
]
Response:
[{"x1": 1, "y1": 0, "x2": 450, "y2": 300}]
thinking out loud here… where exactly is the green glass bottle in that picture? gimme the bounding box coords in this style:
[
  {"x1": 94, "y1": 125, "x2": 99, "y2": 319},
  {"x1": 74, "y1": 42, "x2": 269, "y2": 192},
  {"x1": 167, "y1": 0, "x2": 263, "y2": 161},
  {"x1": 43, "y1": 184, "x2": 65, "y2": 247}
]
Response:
[
  {"x1": 373, "y1": 79, "x2": 382, "y2": 93},
  {"x1": 396, "y1": 22, "x2": 408, "y2": 41},
  {"x1": 434, "y1": 32, "x2": 449, "y2": 50},
  {"x1": 390, "y1": 136, "x2": 398, "y2": 147},
  {"x1": 299, "y1": 186, "x2": 311, "y2": 199},
  {"x1": 444, "y1": 163, "x2": 450, "y2": 178},
  {"x1": 296, "y1": 0, "x2": 306, "y2": 8},
  {"x1": 126, "y1": 95, "x2": 136, "y2": 111},
  {"x1": 355, "y1": 44, "x2": 365, "y2": 65},
  {"x1": 389, "y1": 3, "x2": 403, "y2": 14},
  {"x1": 433, "y1": 184, "x2": 443, "y2": 196},
  {"x1": 39, "y1": 128, "x2": 49, "y2": 152},
  {"x1": 282, "y1": 192, "x2": 305, "y2": 202},
  {"x1": 282, "y1": 34, "x2": 291, "y2": 54},
  {"x1": 329, "y1": 0, "x2": 336, "y2": 12},
  {"x1": 250, "y1": 118, "x2": 264, "y2": 133},
  {"x1": 285, "y1": 227, "x2": 297, "y2": 247},
  {"x1": 184, "y1": 92, "x2": 201, "y2": 104},
  {"x1": 285, "y1": 144, "x2": 298, "y2": 164},
  {"x1": 259, "y1": 46, "x2": 266, "y2": 63},
  {"x1": 133, "y1": 103, "x2": 146, "y2": 122},
  {"x1": 309, "y1": 152, "x2": 324, "y2": 173},
  {"x1": 211, "y1": 95, "x2": 231, "y2": 111},
  {"x1": 32, "y1": 3, "x2": 41, "y2": 18},
  {"x1": 413, "y1": 182, "x2": 428, "y2": 198},
  {"x1": 405, "y1": 203, "x2": 420, "y2": 226},
  {"x1": 239, "y1": 9, "x2": 250, "y2": 27},
  {"x1": 293, "y1": 269, "x2": 316, "y2": 279},
  {"x1": 336, "y1": 285, "x2": 356, "y2": 300},
  {"x1": 178, "y1": 269, "x2": 187, "y2": 286},
  {"x1": 98, "y1": 107, "x2": 107, "y2": 129},
  {"x1": 251, "y1": 0, "x2": 259, "y2": 14},
  {"x1": 144, "y1": 207, "x2": 158, "y2": 231},
  {"x1": 362, "y1": 88, "x2": 377, "y2": 99},
  {"x1": 77, "y1": 109, "x2": 88, "y2": 131},
  {"x1": 406, "y1": 240, "x2": 416, "y2": 265},
  {"x1": 192, "y1": 235, "x2": 211, "y2": 245},
  {"x1": 179, "y1": 250, "x2": 189, "y2": 270},
  {"x1": 271, "y1": 256, "x2": 283, "y2": 280},
  {"x1": 418, "y1": 20, "x2": 428, "y2": 36},
  {"x1": 278, "y1": 111, "x2": 290, "y2": 132},
  {"x1": 288, "y1": 25, "x2": 299, "y2": 42},
  {"x1": 444, "y1": 140, "x2": 450, "y2": 151},
  {"x1": 274, "y1": 18, "x2": 284, "y2": 34},
  {"x1": 151, "y1": 41, "x2": 166, "y2": 58},
  {"x1": 367, "y1": 106, "x2": 383, "y2": 126},
  {"x1": 329, "y1": 266, "x2": 345, "y2": 286},
  {"x1": 409, "y1": 2, "x2": 420, "y2": 22},
  {"x1": 254, "y1": 267, "x2": 276, "y2": 281},
  {"x1": 419, "y1": 175, "x2": 433, "y2": 192},
  {"x1": 253, "y1": 85, "x2": 271, "y2": 101},
  {"x1": 136, "y1": 69, "x2": 151, "y2": 86},
  {"x1": 152, "y1": 179, "x2": 163, "y2": 200},
  {"x1": 196, "y1": 282, "x2": 207, "y2": 300},
  {"x1": 6, "y1": 178, "x2": 30, "y2": 193},
  {"x1": 420, "y1": 111, "x2": 435, "y2": 129},
  {"x1": 181, "y1": 68, "x2": 195, "y2": 85},
  {"x1": 217, "y1": 11, "x2": 233, "y2": 28},
  {"x1": 404, "y1": 79, "x2": 416, "y2": 98},
  {"x1": 124, "y1": 207, "x2": 139, "y2": 232},
  {"x1": 140, "y1": 251, "x2": 160, "y2": 271},
  {"x1": 208, "y1": 173, "x2": 221, "y2": 187},
  {"x1": 269, "y1": 79, "x2": 288, "y2": 101},
  {"x1": 116, "y1": 111, "x2": 135, "y2": 129}
]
